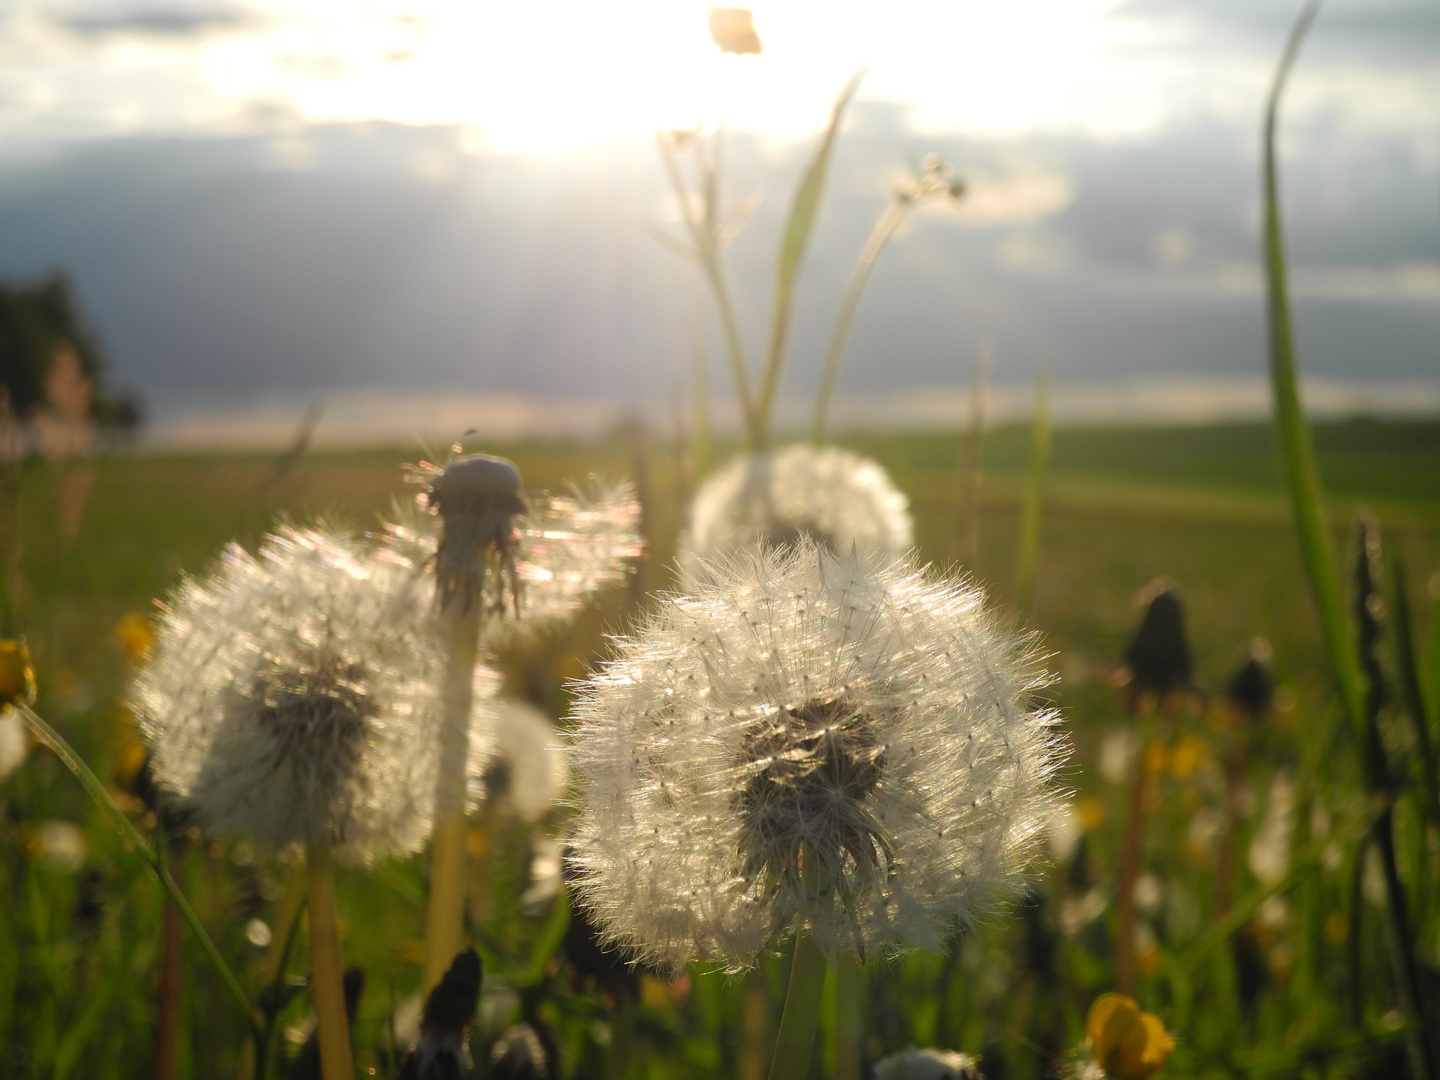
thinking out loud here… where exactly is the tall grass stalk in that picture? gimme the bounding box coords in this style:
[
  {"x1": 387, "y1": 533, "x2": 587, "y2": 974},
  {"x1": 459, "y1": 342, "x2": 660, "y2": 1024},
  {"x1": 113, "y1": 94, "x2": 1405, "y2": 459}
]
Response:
[
  {"x1": 954, "y1": 340, "x2": 991, "y2": 568},
  {"x1": 753, "y1": 73, "x2": 862, "y2": 450},
  {"x1": 1260, "y1": 0, "x2": 1364, "y2": 734},
  {"x1": 690, "y1": 328, "x2": 713, "y2": 480},
  {"x1": 1262, "y1": 6, "x2": 1435, "y2": 1075},
  {"x1": 655, "y1": 132, "x2": 760, "y2": 447},
  {"x1": 14, "y1": 702, "x2": 261, "y2": 1044},
  {"x1": 1015, "y1": 367, "x2": 1050, "y2": 615},
  {"x1": 1391, "y1": 555, "x2": 1440, "y2": 828}
]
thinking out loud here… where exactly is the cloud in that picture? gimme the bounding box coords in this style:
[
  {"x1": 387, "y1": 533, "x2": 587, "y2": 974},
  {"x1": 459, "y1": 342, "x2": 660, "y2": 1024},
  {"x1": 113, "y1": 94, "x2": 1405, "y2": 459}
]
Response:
[
  {"x1": 0, "y1": 115, "x2": 1433, "y2": 421},
  {"x1": 50, "y1": 1, "x2": 258, "y2": 38}
]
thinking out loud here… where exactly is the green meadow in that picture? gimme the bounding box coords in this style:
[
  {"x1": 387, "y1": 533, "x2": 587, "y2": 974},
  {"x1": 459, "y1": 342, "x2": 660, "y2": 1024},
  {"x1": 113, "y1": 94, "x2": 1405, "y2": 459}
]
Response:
[{"x1": 2, "y1": 417, "x2": 1436, "y2": 1079}]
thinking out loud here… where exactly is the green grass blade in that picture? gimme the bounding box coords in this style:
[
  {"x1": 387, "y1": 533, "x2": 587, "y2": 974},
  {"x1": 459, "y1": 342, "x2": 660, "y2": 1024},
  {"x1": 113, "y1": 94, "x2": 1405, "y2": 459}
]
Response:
[
  {"x1": 1261, "y1": 0, "x2": 1366, "y2": 737},
  {"x1": 1391, "y1": 553, "x2": 1440, "y2": 826},
  {"x1": 754, "y1": 71, "x2": 864, "y2": 448},
  {"x1": 691, "y1": 325, "x2": 713, "y2": 479},
  {"x1": 1015, "y1": 367, "x2": 1050, "y2": 615},
  {"x1": 810, "y1": 197, "x2": 908, "y2": 442},
  {"x1": 15, "y1": 703, "x2": 261, "y2": 1044}
]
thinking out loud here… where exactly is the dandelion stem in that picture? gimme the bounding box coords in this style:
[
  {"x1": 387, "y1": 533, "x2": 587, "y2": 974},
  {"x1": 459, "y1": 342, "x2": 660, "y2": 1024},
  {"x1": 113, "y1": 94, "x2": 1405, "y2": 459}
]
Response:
[
  {"x1": 741, "y1": 967, "x2": 770, "y2": 1080},
  {"x1": 768, "y1": 930, "x2": 828, "y2": 1080},
  {"x1": 424, "y1": 606, "x2": 481, "y2": 992},
  {"x1": 14, "y1": 702, "x2": 262, "y2": 1046},
  {"x1": 768, "y1": 849, "x2": 831, "y2": 1080},
  {"x1": 305, "y1": 840, "x2": 355, "y2": 1080},
  {"x1": 833, "y1": 957, "x2": 865, "y2": 1080},
  {"x1": 1114, "y1": 719, "x2": 1152, "y2": 996}
]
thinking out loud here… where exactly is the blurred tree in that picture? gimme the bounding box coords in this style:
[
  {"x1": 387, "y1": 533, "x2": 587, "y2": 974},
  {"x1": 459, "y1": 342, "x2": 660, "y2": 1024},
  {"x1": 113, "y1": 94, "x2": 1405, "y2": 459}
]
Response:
[{"x1": 0, "y1": 274, "x2": 141, "y2": 429}]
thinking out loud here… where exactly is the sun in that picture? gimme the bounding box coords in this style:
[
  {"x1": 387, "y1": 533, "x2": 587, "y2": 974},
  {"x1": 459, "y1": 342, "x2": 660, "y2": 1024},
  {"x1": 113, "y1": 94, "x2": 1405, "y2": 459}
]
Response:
[{"x1": 195, "y1": 0, "x2": 1140, "y2": 154}]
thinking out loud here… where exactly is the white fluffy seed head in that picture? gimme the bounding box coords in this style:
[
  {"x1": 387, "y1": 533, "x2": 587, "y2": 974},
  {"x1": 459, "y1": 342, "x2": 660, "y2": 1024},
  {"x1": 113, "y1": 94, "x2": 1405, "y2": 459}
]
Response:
[
  {"x1": 679, "y1": 444, "x2": 912, "y2": 581},
  {"x1": 468, "y1": 699, "x2": 569, "y2": 822},
  {"x1": 567, "y1": 539, "x2": 1066, "y2": 972},
  {"x1": 134, "y1": 526, "x2": 446, "y2": 862},
  {"x1": 384, "y1": 478, "x2": 642, "y2": 638}
]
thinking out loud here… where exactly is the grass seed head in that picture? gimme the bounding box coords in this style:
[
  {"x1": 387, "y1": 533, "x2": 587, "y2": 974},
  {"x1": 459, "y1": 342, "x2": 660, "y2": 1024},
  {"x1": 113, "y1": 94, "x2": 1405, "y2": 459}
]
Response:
[{"x1": 567, "y1": 538, "x2": 1065, "y2": 971}]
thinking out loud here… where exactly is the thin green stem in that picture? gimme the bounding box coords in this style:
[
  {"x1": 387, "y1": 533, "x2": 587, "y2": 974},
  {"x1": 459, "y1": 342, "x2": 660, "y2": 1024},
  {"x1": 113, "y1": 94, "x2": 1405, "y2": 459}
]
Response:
[
  {"x1": 768, "y1": 930, "x2": 828, "y2": 1080},
  {"x1": 1015, "y1": 367, "x2": 1051, "y2": 616},
  {"x1": 15, "y1": 702, "x2": 261, "y2": 1045},
  {"x1": 657, "y1": 141, "x2": 760, "y2": 446},
  {"x1": 810, "y1": 198, "x2": 909, "y2": 442},
  {"x1": 753, "y1": 72, "x2": 864, "y2": 450}
]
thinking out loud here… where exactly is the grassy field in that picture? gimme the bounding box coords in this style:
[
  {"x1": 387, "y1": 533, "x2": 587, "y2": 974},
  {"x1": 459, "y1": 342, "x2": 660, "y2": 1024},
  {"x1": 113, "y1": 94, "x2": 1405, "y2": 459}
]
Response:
[{"x1": 1, "y1": 418, "x2": 1436, "y2": 1079}]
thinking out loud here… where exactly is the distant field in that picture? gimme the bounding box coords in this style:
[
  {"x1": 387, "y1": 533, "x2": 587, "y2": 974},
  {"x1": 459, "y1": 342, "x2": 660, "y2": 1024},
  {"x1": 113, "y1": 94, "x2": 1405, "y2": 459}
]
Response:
[{"x1": 4, "y1": 416, "x2": 1436, "y2": 1078}]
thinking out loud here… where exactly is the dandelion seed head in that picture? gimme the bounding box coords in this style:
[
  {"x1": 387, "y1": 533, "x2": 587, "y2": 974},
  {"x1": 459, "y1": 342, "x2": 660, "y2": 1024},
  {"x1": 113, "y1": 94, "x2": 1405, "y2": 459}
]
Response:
[
  {"x1": 567, "y1": 539, "x2": 1065, "y2": 971},
  {"x1": 134, "y1": 526, "x2": 446, "y2": 862},
  {"x1": 469, "y1": 699, "x2": 568, "y2": 822},
  {"x1": 680, "y1": 444, "x2": 912, "y2": 580},
  {"x1": 423, "y1": 454, "x2": 527, "y2": 616},
  {"x1": 385, "y1": 475, "x2": 641, "y2": 636}
]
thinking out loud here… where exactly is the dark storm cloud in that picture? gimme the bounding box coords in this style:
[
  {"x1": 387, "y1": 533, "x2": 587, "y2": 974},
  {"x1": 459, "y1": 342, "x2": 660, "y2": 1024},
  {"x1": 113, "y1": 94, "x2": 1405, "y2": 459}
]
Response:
[
  {"x1": 0, "y1": 112, "x2": 1433, "y2": 414},
  {"x1": 51, "y1": 1, "x2": 258, "y2": 38},
  {"x1": 1117, "y1": 0, "x2": 1440, "y2": 58}
]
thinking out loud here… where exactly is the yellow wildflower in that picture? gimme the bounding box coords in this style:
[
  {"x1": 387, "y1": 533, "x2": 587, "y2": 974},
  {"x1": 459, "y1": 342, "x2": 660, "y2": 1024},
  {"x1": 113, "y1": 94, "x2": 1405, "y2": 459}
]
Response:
[
  {"x1": 0, "y1": 639, "x2": 37, "y2": 708},
  {"x1": 115, "y1": 613, "x2": 154, "y2": 666},
  {"x1": 1086, "y1": 993, "x2": 1174, "y2": 1079}
]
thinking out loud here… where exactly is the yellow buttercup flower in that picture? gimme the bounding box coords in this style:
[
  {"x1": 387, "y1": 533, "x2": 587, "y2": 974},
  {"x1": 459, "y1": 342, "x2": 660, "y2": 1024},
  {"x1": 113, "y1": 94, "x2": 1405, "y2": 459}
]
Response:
[
  {"x1": 0, "y1": 639, "x2": 37, "y2": 708},
  {"x1": 115, "y1": 613, "x2": 155, "y2": 666},
  {"x1": 1086, "y1": 993, "x2": 1174, "y2": 1079}
]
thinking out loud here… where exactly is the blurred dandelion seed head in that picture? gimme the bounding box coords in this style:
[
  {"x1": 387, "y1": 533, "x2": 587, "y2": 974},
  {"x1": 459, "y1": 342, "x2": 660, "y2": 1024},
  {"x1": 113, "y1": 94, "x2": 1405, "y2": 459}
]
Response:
[
  {"x1": 387, "y1": 472, "x2": 641, "y2": 636},
  {"x1": 134, "y1": 526, "x2": 447, "y2": 861},
  {"x1": 873, "y1": 1047, "x2": 983, "y2": 1080},
  {"x1": 469, "y1": 698, "x2": 568, "y2": 822},
  {"x1": 424, "y1": 453, "x2": 526, "y2": 616},
  {"x1": 680, "y1": 444, "x2": 913, "y2": 581},
  {"x1": 567, "y1": 539, "x2": 1065, "y2": 971}
]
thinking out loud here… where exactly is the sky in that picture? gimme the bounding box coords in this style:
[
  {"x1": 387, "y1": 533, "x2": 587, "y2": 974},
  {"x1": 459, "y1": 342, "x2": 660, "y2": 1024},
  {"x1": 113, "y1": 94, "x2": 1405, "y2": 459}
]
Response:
[{"x1": 0, "y1": 0, "x2": 1435, "y2": 444}]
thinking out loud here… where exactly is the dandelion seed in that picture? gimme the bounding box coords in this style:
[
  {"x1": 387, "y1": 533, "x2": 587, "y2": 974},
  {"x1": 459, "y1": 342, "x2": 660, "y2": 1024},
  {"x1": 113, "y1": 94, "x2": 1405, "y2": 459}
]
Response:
[
  {"x1": 680, "y1": 444, "x2": 913, "y2": 580},
  {"x1": 567, "y1": 538, "x2": 1064, "y2": 971},
  {"x1": 134, "y1": 525, "x2": 443, "y2": 862}
]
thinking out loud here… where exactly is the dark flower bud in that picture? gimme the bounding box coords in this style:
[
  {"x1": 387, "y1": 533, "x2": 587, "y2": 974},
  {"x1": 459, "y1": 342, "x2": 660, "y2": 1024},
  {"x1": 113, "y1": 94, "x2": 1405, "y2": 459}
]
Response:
[
  {"x1": 399, "y1": 949, "x2": 483, "y2": 1080},
  {"x1": 1123, "y1": 583, "x2": 1193, "y2": 701},
  {"x1": 1226, "y1": 640, "x2": 1273, "y2": 720}
]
